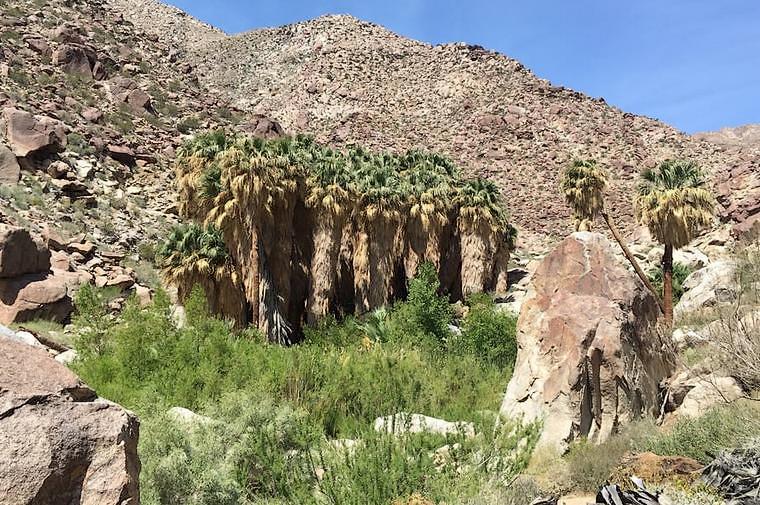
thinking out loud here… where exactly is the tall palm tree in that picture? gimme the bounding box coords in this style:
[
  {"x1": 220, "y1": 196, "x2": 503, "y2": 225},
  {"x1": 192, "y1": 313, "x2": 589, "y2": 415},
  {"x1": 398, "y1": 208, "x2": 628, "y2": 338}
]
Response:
[
  {"x1": 401, "y1": 151, "x2": 456, "y2": 275},
  {"x1": 635, "y1": 159, "x2": 715, "y2": 325},
  {"x1": 561, "y1": 160, "x2": 665, "y2": 314},
  {"x1": 304, "y1": 146, "x2": 353, "y2": 323},
  {"x1": 455, "y1": 177, "x2": 509, "y2": 296},
  {"x1": 352, "y1": 151, "x2": 409, "y2": 312}
]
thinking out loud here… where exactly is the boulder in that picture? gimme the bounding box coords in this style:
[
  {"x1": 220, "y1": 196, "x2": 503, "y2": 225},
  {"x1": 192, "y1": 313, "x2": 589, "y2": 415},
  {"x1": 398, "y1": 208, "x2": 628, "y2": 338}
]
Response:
[
  {"x1": 1, "y1": 108, "x2": 67, "y2": 157},
  {"x1": 373, "y1": 413, "x2": 475, "y2": 438},
  {"x1": 669, "y1": 374, "x2": 744, "y2": 419},
  {"x1": 0, "y1": 337, "x2": 140, "y2": 504},
  {"x1": 238, "y1": 115, "x2": 285, "y2": 139},
  {"x1": 0, "y1": 324, "x2": 43, "y2": 348},
  {"x1": 675, "y1": 261, "x2": 738, "y2": 316},
  {"x1": 0, "y1": 272, "x2": 73, "y2": 324},
  {"x1": 500, "y1": 233, "x2": 674, "y2": 451},
  {"x1": 0, "y1": 225, "x2": 51, "y2": 278},
  {"x1": 52, "y1": 44, "x2": 93, "y2": 79},
  {"x1": 0, "y1": 144, "x2": 20, "y2": 184}
]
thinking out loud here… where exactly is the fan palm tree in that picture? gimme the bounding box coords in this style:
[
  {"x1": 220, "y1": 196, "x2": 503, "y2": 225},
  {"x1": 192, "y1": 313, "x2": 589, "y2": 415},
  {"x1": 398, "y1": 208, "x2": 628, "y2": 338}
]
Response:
[
  {"x1": 401, "y1": 151, "x2": 456, "y2": 275},
  {"x1": 304, "y1": 147, "x2": 354, "y2": 323},
  {"x1": 455, "y1": 177, "x2": 509, "y2": 296},
  {"x1": 157, "y1": 224, "x2": 247, "y2": 326},
  {"x1": 352, "y1": 152, "x2": 409, "y2": 312},
  {"x1": 561, "y1": 160, "x2": 665, "y2": 314},
  {"x1": 635, "y1": 159, "x2": 715, "y2": 325}
]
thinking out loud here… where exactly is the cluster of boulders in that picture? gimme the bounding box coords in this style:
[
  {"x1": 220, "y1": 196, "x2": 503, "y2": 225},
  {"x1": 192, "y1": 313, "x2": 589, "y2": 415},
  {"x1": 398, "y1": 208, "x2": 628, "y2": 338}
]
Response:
[
  {"x1": 0, "y1": 327, "x2": 140, "y2": 504},
  {"x1": 0, "y1": 223, "x2": 148, "y2": 325}
]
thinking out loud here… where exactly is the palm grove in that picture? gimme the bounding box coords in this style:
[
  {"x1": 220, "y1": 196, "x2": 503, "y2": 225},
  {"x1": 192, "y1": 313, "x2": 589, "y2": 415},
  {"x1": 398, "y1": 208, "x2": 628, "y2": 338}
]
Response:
[
  {"x1": 561, "y1": 158, "x2": 715, "y2": 325},
  {"x1": 159, "y1": 131, "x2": 517, "y2": 342}
]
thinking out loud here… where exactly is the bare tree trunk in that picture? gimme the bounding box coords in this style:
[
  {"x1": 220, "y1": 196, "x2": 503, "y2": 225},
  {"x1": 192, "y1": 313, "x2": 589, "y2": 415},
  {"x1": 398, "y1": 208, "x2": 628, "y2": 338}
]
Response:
[
  {"x1": 663, "y1": 244, "x2": 674, "y2": 327},
  {"x1": 601, "y1": 210, "x2": 665, "y2": 315}
]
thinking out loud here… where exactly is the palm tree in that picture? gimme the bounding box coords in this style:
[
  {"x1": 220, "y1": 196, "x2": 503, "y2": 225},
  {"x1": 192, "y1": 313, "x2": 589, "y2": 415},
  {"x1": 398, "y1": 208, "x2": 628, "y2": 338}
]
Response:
[
  {"x1": 401, "y1": 151, "x2": 456, "y2": 275},
  {"x1": 304, "y1": 146, "x2": 353, "y2": 323},
  {"x1": 561, "y1": 160, "x2": 665, "y2": 314},
  {"x1": 635, "y1": 159, "x2": 715, "y2": 325},
  {"x1": 455, "y1": 177, "x2": 509, "y2": 296},
  {"x1": 351, "y1": 150, "x2": 409, "y2": 312},
  {"x1": 157, "y1": 224, "x2": 247, "y2": 326}
]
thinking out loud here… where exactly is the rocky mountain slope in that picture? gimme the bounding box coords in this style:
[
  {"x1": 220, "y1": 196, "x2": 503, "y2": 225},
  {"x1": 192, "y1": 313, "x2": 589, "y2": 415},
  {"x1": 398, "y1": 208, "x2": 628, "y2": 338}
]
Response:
[
  {"x1": 0, "y1": 0, "x2": 266, "y2": 294},
  {"x1": 695, "y1": 124, "x2": 760, "y2": 148},
  {"x1": 2, "y1": 0, "x2": 758, "y2": 268},
  {"x1": 111, "y1": 7, "x2": 760, "y2": 244}
]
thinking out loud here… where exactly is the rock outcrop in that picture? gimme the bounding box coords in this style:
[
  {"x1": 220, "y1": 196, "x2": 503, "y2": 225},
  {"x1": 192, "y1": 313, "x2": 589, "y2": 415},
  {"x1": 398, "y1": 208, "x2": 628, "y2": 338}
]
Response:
[
  {"x1": 0, "y1": 225, "x2": 73, "y2": 324},
  {"x1": 675, "y1": 260, "x2": 738, "y2": 317},
  {"x1": 0, "y1": 108, "x2": 67, "y2": 158},
  {"x1": 0, "y1": 336, "x2": 140, "y2": 505},
  {"x1": 500, "y1": 232, "x2": 674, "y2": 451}
]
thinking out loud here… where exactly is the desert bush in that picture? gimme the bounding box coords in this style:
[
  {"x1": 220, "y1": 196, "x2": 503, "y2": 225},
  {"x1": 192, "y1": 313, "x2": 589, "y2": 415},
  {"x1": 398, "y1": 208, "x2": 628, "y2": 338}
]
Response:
[
  {"x1": 565, "y1": 422, "x2": 656, "y2": 492},
  {"x1": 641, "y1": 400, "x2": 760, "y2": 463},
  {"x1": 401, "y1": 262, "x2": 454, "y2": 344},
  {"x1": 648, "y1": 262, "x2": 691, "y2": 304},
  {"x1": 450, "y1": 294, "x2": 518, "y2": 369}
]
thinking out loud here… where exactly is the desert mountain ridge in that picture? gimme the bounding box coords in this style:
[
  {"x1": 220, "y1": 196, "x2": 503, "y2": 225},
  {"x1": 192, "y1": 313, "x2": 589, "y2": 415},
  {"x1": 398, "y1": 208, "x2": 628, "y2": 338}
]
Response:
[
  {"x1": 108, "y1": 1, "x2": 760, "y2": 243},
  {"x1": 0, "y1": 0, "x2": 758, "y2": 261}
]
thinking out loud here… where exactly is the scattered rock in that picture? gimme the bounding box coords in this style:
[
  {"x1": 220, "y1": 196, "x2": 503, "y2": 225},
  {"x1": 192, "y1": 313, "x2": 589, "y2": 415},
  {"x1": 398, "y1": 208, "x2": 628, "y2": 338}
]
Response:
[
  {"x1": 167, "y1": 406, "x2": 213, "y2": 426},
  {"x1": 52, "y1": 44, "x2": 93, "y2": 79},
  {"x1": 373, "y1": 413, "x2": 475, "y2": 438},
  {"x1": 54, "y1": 348, "x2": 78, "y2": 365},
  {"x1": 670, "y1": 374, "x2": 744, "y2": 419},
  {"x1": 676, "y1": 261, "x2": 738, "y2": 316},
  {"x1": 0, "y1": 144, "x2": 20, "y2": 184},
  {"x1": 501, "y1": 233, "x2": 674, "y2": 451},
  {"x1": 0, "y1": 225, "x2": 51, "y2": 278}
]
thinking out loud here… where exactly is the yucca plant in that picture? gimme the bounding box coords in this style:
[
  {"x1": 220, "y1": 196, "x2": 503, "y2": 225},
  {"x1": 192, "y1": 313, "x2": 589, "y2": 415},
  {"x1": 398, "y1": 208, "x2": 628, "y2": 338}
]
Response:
[
  {"x1": 561, "y1": 159, "x2": 664, "y2": 313},
  {"x1": 635, "y1": 159, "x2": 715, "y2": 325}
]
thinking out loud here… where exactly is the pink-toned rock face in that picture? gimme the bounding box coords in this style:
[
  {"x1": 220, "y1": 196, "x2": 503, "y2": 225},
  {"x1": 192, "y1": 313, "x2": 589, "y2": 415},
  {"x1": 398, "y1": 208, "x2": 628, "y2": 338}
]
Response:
[
  {"x1": 0, "y1": 144, "x2": 20, "y2": 184},
  {"x1": 0, "y1": 225, "x2": 51, "y2": 278},
  {"x1": 0, "y1": 337, "x2": 140, "y2": 505},
  {"x1": 1, "y1": 108, "x2": 67, "y2": 158},
  {"x1": 501, "y1": 232, "x2": 674, "y2": 452}
]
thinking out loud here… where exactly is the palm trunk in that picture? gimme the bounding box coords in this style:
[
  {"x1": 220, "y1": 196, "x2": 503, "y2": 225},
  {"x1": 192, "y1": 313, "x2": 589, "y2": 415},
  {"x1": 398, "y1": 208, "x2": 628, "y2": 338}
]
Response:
[
  {"x1": 307, "y1": 209, "x2": 345, "y2": 324},
  {"x1": 459, "y1": 217, "x2": 494, "y2": 297},
  {"x1": 353, "y1": 226, "x2": 371, "y2": 314},
  {"x1": 491, "y1": 240, "x2": 510, "y2": 296},
  {"x1": 601, "y1": 210, "x2": 665, "y2": 315},
  {"x1": 368, "y1": 212, "x2": 400, "y2": 308},
  {"x1": 663, "y1": 244, "x2": 674, "y2": 327}
]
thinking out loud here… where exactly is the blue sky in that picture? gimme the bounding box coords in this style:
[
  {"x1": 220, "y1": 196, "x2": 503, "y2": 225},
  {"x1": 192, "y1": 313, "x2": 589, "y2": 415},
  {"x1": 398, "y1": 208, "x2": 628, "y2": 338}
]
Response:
[{"x1": 165, "y1": 0, "x2": 760, "y2": 133}]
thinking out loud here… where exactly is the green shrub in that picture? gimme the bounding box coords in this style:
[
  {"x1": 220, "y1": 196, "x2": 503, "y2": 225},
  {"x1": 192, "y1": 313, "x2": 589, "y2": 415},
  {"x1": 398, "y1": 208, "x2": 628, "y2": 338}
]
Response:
[
  {"x1": 450, "y1": 295, "x2": 518, "y2": 369},
  {"x1": 641, "y1": 400, "x2": 760, "y2": 463},
  {"x1": 648, "y1": 262, "x2": 692, "y2": 304},
  {"x1": 74, "y1": 286, "x2": 526, "y2": 503}
]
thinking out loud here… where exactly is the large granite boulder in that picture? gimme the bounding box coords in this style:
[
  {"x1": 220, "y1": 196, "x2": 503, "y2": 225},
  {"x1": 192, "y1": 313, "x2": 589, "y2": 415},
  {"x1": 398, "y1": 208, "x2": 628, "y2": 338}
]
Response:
[
  {"x1": 0, "y1": 336, "x2": 140, "y2": 504},
  {"x1": 1, "y1": 108, "x2": 67, "y2": 158},
  {"x1": 500, "y1": 232, "x2": 674, "y2": 451},
  {"x1": 675, "y1": 261, "x2": 738, "y2": 317},
  {"x1": 0, "y1": 225, "x2": 73, "y2": 325}
]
